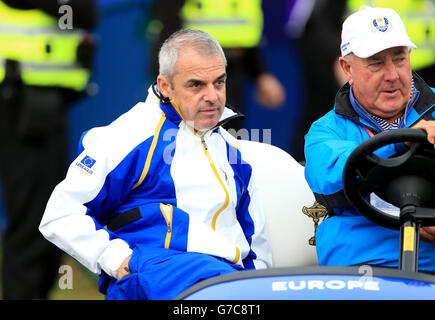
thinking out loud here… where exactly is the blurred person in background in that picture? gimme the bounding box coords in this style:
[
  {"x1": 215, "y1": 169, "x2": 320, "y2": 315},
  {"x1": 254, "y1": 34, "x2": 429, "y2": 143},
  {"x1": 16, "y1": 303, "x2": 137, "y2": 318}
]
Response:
[
  {"x1": 149, "y1": 0, "x2": 286, "y2": 133},
  {"x1": 0, "y1": 0, "x2": 97, "y2": 299},
  {"x1": 287, "y1": 0, "x2": 347, "y2": 162}
]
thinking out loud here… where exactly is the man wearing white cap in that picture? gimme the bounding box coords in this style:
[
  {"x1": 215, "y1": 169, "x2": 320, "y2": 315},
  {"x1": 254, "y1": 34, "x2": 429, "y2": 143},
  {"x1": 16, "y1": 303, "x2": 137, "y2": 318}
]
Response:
[{"x1": 304, "y1": 7, "x2": 435, "y2": 270}]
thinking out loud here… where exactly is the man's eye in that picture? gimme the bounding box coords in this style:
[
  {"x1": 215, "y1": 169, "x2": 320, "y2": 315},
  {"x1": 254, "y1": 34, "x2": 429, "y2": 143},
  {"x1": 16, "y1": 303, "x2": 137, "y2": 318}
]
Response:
[
  {"x1": 188, "y1": 81, "x2": 202, "y2": 88},
  {"x1": 367, "y1": 61, "x2": 382, "y2": 70}
]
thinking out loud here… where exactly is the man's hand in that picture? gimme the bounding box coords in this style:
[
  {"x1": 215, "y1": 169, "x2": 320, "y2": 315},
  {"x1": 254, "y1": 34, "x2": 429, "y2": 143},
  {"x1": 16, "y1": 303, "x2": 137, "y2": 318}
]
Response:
[
  {"x1": 255, "y1": 73, "x2": 286, "y2": 108},
  {"x1": 405, "y1": 119, "x2": 435, "y2": 148},
  {"x1": 421, "y1": 226, "x2": 435, "y2": 244},
  {"x1": 116, "y1": 255, "x2": 132, "y2": 280}
]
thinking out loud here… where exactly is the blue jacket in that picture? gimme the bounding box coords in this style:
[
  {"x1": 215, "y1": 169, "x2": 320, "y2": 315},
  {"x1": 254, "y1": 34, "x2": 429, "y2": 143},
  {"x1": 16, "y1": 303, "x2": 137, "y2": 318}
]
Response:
[
  {"x1": 305, "y1": 72, "x2": 435, "y2": 270},
  {"x1": 39, "y1": 84, "x2": 272, "y2": 292}
]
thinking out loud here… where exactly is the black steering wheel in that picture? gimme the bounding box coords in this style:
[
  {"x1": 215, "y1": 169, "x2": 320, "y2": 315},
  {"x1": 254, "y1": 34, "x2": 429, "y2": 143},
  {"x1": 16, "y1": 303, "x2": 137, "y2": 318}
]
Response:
[{"x1": 343, "y1": 128, "x2": 435, "y2": 230}]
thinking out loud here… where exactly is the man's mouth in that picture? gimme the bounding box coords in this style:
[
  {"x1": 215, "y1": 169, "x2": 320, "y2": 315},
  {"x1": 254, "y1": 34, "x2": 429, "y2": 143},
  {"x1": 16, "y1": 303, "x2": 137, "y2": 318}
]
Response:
[
  {"x1": 381, "y1": 88, "x2": 400, "y2": 96},
  {"x1": 199, "y1": 106, "x2": 219, "y2": 114}
]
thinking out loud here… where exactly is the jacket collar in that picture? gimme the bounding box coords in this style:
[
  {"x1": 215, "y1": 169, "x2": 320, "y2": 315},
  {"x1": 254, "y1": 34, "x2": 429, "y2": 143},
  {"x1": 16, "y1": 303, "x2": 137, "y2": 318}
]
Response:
[
  {"x1": 151, "y1": 82, "x2": 245, "y2": 129},
  {"x1": 410, "y1": 72, "x2": 435, "y2": 115},
  {"x1": 334, "y1": 71, "x2": 435, "y2": 126}
]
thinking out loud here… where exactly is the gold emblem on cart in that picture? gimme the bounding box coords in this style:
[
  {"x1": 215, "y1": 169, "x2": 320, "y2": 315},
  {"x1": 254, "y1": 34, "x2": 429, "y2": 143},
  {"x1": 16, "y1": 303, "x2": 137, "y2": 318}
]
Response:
[{"x1": 302, "y1": 201, "x2": 327, "y2": 246}]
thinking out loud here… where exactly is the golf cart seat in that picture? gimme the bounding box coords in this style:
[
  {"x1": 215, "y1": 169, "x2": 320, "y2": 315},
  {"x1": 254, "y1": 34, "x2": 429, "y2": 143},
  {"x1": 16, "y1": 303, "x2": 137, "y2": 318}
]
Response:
[{"x1": 238, "y1": 140, "x2": 324, "y2": 268}]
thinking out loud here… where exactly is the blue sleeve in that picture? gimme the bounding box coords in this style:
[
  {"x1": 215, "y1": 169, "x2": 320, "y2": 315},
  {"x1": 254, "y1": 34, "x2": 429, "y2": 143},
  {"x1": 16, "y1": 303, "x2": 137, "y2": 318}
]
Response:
[{"x1": 304, "y1": 116, "x2": 361, "y2": 211}]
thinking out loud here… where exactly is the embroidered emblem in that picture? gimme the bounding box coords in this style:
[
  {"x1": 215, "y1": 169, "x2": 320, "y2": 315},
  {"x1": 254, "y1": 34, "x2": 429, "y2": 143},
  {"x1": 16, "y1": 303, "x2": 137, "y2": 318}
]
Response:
[
  {"x1": 75, "y1": 155, "x2": 96, "y2": 175},
  {"x1": 80, "y1": 155, "x2": 96, "y2": 168},
  {"x1": 372, "y1": 16, "x2": 389, "y2": 33}
]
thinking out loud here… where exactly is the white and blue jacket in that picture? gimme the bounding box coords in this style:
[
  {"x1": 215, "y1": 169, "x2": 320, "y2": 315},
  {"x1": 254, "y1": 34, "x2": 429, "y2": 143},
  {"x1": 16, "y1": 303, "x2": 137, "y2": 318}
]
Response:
[
  {"x1": 305, "y1": 72, "x2": 435, "y2": 270},
  {"x1": 39, "y1": 84, "x2": 272, "y2": 288}
]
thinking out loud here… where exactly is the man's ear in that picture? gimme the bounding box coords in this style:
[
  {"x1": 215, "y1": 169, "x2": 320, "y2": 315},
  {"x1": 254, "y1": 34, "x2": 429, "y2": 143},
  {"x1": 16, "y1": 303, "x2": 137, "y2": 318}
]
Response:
[
  {"x1": 157, "y1": 75, "x2": 172, "y2": 99},
  {"x1": 338, "y1": 56, "x2": 354, "y2": 85}
]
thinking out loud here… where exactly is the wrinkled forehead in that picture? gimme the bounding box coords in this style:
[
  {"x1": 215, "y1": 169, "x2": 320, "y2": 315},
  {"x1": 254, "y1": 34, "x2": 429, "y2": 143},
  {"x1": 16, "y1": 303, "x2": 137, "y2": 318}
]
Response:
[{"x1": 174, "y1": 47, "x2": 226, "y2": 76}]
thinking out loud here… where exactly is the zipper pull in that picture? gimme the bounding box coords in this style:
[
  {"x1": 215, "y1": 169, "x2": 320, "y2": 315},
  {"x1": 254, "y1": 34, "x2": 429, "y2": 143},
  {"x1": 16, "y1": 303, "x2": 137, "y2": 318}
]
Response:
[
  {"x1": 221, "y1": 169, "x2": 228, "y2": 183},
  {"x1": 201, "y1": 136, "x2": 208, "y2": 150}
]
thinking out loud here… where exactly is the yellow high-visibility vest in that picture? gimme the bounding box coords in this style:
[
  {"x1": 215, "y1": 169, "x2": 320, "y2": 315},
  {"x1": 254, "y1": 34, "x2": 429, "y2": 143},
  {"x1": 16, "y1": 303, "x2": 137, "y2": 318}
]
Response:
[
  {"x1": 180, "y1": 0, "x2": 263, "y2": 48},
  {"x1": 0, "y1": 1, "x2": 91, "y2": 91},
  {"x1": 347, "y1": 0, "x2": 435, "y2": 71}
]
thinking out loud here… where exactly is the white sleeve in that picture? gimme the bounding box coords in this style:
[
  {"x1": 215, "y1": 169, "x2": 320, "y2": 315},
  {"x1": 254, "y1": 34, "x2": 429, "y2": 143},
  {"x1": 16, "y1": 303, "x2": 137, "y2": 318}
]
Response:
[
  {"x1": 40, "y1": 99, "x2": 159, "y2": 278},
  {"x1": 40, "y1": 96, "x2": 163, "y2": 278},
  {"x1": 39, "y1": 131, "x2": 133, "y2": 278}
]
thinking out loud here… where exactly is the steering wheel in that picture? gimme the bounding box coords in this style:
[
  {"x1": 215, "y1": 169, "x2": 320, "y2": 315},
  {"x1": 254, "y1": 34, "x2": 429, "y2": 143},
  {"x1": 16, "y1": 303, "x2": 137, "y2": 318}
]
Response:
[{"x1": 342, "y1": 128, "x2": 435, "y2": 230}]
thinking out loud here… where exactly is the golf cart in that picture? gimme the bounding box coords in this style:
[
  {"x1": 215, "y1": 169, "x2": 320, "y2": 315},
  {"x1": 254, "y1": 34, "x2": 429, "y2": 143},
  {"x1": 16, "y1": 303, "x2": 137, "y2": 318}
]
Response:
[{"x1": 176, "y1": 128, "x2": 435, "y2": 300}]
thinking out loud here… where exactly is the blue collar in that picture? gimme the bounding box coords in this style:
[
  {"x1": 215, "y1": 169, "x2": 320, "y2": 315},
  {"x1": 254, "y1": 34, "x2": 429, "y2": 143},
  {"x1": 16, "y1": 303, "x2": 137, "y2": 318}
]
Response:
[{"x1": 159, "y1": 100, "x2": 184, "y2": 125}]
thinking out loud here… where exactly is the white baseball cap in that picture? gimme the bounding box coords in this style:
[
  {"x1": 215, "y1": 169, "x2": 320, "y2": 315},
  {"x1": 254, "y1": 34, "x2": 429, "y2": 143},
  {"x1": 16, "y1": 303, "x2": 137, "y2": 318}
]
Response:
[{"x1": 340, "y1": 7, "x2": 417, "y2": 58}]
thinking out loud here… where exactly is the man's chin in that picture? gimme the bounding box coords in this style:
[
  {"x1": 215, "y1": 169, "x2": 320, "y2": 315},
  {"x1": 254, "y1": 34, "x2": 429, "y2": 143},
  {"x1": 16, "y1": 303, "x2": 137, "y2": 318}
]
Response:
[
  {"x1": 374, "y1": 99, "x2": 408, "y2": 116},
  {"x1": 195, "y1": 124, "x2": 215, "y2": 132},
  {"x1": 194, "y1": 115, "x2": 221, "y2": 131}
]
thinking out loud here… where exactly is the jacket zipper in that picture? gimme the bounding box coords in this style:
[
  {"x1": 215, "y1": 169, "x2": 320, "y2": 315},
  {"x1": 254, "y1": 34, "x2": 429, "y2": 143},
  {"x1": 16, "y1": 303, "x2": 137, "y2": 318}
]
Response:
[
  {"x1": 200, "y1": 134, "x2": 230, "y2": 230},
  {"x1": 200, "y1": 131, "x2": 242, "y2": 264},
  {"x1": 160, "y1": 203, "x2": 173, "y2": 248}
]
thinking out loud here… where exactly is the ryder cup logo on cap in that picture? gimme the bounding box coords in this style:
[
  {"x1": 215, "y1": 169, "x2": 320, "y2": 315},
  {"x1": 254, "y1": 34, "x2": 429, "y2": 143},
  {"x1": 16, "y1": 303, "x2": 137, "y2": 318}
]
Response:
[
  {"x1": 340, "y1": 7, "x2": 416, "y2": 58},
  {"x1": 372, "y1": 16, "x2": 390, "y2": 32}
]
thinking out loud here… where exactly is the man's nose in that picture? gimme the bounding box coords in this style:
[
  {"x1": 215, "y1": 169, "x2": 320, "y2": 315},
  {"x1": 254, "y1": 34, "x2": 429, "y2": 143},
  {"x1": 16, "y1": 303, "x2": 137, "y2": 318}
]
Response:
[
  {"x1": 203, "y1": 84, "x2": 219, "y2": 103},
  {"x1": 384, "y1": 59, "x2": 399, "y2": 81}
]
